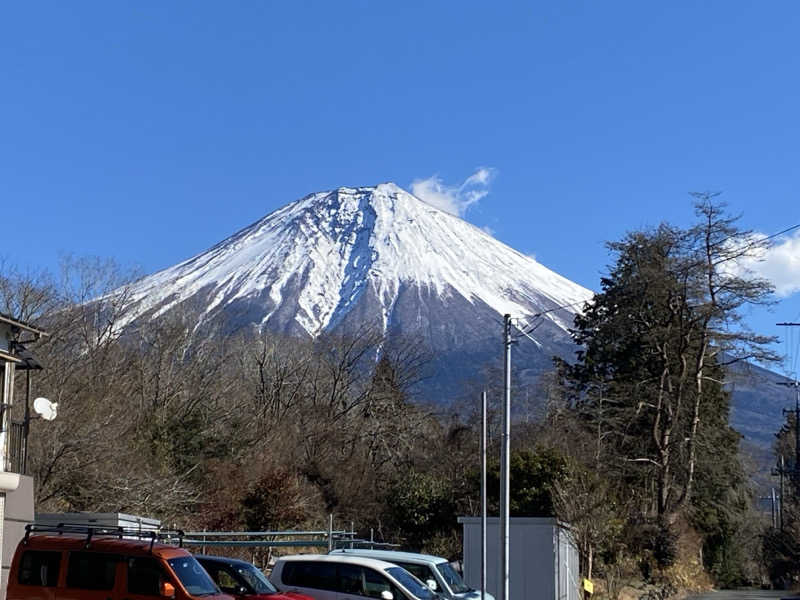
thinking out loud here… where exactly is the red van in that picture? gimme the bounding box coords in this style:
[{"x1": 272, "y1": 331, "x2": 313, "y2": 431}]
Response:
[{"x1": 7, "y1": 524, "x2": 233, "y2": 600}]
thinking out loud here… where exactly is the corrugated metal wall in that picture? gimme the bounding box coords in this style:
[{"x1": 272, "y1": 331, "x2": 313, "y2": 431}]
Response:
[
  {"x1": 459, "y1": 517, "x2": 579, "y2": 600},
  {"x1": 555, "y1": 526, "x2": 579, "y2": 600}
]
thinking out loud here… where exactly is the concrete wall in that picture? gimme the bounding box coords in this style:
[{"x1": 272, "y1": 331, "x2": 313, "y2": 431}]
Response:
[
  {"x1": 1, "y1": 475, "x2": 34, "y2": 600},
  {"x1": 458, "y1": 517, "x2": 579, "y2": 600}
]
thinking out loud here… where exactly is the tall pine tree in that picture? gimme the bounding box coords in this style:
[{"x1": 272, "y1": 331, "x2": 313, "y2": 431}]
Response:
[{"x1": 558, "y1": 196, "x2": 775, "y2": 521}]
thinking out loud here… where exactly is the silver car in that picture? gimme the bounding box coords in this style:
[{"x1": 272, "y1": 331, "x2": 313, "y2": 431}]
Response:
[{"x1": 329, "y1": 550, "x2": 495, "y2": 600}]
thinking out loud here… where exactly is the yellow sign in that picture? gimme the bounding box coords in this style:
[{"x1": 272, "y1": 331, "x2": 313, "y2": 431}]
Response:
[{"x1": 582, "y1": 579, "x2": 594, "y2": 595}]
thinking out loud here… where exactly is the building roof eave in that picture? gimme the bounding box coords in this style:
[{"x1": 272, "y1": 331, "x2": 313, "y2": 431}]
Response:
[
  {"x1": 0, "y1": 349, "x2": 23, "y2": 364},
  {"x1": 0, "y1": 313, "x2": 49, "y2": 338}
]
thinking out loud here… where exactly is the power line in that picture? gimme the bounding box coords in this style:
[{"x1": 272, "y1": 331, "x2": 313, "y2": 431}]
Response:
[
  {"x1": 506, "y1": 221, "x2": 800, "y2": 341},
  {"x1": 710, "y1": 222, "x2": 800, "y2": 268},
  {"x1": 516, "y1": 299, "x2": 589, "y2": 337},
  {"x1": 761, "y1": 223, "x2": 800, "y2": 245},
  {"x1": 513, "y1": 221, "x2": 800, "y2": 334}
]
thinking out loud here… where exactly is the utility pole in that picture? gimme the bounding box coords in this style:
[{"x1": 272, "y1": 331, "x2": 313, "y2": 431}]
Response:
[
  {"x1": 777, "y1": 322, "x2": 800, "y2": 490},
  {"x1": 772, "y1": 320, "x2": 800, "y2": 526},
  {"x1": 779, "y1": 381, "x2": 800, "y2": 487},
  {"x1": 772, "y1": 456, "x2": 786, "y2": 531},
  {"x1": 772, "y1": 488, "x2": 778, "y2": 529},
  {"x1": 500, "y1": 315, "x2": 512, "y2": 600},
  {"x1": 495, "y1": 309, "x2": 553, "y2": 600}
]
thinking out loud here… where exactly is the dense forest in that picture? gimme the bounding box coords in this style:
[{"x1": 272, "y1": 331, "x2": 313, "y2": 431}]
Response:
[{"x1": 1, "y1": 197, "x2": 789, "y2": 598}]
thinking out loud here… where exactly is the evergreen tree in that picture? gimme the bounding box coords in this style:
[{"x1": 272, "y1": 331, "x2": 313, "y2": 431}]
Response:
[{"x1": 559, "y1": 196, "x2": 775, "y2": 520}]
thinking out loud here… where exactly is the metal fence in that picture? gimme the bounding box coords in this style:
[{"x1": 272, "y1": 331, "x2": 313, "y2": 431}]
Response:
[
  {"x1": 181, "y1": 523, "x2": 399, "y2": 554},
  {"x1": 183, "y1": 529, "x2": 346, "y2": 553}
]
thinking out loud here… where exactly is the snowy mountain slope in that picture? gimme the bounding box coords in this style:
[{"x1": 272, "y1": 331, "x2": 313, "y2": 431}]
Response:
[{"x1": 114, "y1": 183, "x2": 594, "y2": 344}]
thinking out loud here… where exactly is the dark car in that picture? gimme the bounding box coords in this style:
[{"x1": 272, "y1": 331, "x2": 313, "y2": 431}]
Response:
[{"x1": 196, "y1": 555, "x2": 312, "y2": 600}]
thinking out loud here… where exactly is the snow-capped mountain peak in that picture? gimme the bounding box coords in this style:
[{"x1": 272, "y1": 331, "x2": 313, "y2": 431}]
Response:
[{"x1": 115, "y1": 184, "x2": 593, "y2": 341}]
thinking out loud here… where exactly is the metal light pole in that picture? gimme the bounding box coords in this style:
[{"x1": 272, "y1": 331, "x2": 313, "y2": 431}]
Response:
[
  {"x1": 500, "y1": 315, "x2": 512, "y2": 600},
  {"x1": 481, "y1": 390, "x2": 487, "y2": 600},
  {"x1": 327, "y1": 514, "x2": 334, "y2": 552},
  {"x1": 781, "y1": 455, "x2": 785, "y2": 531}
]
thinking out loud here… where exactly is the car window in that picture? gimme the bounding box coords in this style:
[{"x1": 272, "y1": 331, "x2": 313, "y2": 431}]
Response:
[
  {"x1": 435, "y1": 562, "x2": 469, "y2": 594},
  {"x1": 386, "y1": 567, "x2": 434, "y2": 600},
  {"x1": 214, "y1": 567, "x2": 240, "y2": 592},
  {"x1": 281, "y1": 563, "x2": 297, "y2": 586},
  {"x1": 128, "y1": 557, "x2": 165, "y2": 596},
  {"x1": 338, "y1": 564, "x2": 363, "y2": 595},
  {"x1": 282, "y1": 561, "x2": 337, "y2": 591},
  {"x1": 396, "y1": 563, "x2": 430, "y2": 585},
  {"x1": 363, "y1": 568, "x2": 402, "y2": 600},
  {"x1": 18, "y1": 550, "x2": 61, "y2": 586},
  {"x1": 233, "y1": 562, "x2": 277, "y2": 594},
  {"x1": 67, "y1": 552, "x2": 118, "y2": 590}
]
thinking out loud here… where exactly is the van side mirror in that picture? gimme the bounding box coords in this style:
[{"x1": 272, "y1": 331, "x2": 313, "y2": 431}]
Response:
[
  {"x1": 380, "y1": 592, "x2": 394, "y2": 600},
  {"x1": 160, "y1": 581, "x2": 176, "y2": 599},
  {"x1": 426, "y1": 579, "x2": 438, "y2": 591}
]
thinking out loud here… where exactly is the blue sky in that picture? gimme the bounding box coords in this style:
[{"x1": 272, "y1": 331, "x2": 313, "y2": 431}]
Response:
[{"x1": 3, "y1": 2, "x2": 800, "y2": 370}]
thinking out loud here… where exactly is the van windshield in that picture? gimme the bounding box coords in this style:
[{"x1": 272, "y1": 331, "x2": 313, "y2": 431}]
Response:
[
  {"x1": 386, "y1": 567, "x2": 435, "y2": 600},
  {"x1": 436, "y1": 562, "x2": 470, "y2": 594},
  {"x1": 167, "y1": 557, "x2": 220, "y2": 596}
]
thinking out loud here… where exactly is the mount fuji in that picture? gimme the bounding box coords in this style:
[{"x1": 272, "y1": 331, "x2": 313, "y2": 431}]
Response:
[
  {"x1": 112, "y1": 183, "x2": 593, "y2": 398},
  {"x1": 103, "y1": 182, "x2": 792, "y2": 447}
]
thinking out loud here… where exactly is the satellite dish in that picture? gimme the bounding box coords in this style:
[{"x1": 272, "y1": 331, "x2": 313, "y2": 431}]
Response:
[{"x1": 33, "y1": 397, "x2": 58, "y2": 421}]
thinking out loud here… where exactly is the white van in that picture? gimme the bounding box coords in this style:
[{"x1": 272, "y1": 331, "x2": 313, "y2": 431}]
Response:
[
  {"x1": 270, "y1": 554, "x2": 437, "y2": 600},
  {"x1": 328, "y1": 550, "x2": 494, "y2": 600}
]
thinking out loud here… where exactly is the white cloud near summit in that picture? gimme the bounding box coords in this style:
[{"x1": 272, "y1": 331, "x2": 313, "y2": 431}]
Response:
[
  {"x1": 411, "y1": 167, "x2": 496, "y2": 217},
  {"x1": 726, "y1": 230, "x2": 800, "y2": 297}
]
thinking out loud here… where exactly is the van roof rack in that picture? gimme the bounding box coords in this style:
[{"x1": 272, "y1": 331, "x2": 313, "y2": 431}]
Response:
[{"x1": 24, "y1": 523, "x2": 185, "y2": 552}]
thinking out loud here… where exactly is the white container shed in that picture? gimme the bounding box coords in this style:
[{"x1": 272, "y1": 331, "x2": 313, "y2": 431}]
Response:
[
  {"x1": 458, "y1": 517, "x2": 579, "y2": 600},
  {"x1": 35, "y1": 512, "x2": 161, "y2": 533}
]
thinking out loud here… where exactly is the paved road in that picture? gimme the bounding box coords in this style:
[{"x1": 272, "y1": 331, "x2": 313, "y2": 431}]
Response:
[{"x1": 688, "y1": 591, "x2": 789, "y2": 600}]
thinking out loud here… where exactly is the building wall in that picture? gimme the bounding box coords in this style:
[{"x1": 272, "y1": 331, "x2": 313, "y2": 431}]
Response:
[
  {"x1": 1, "y1": 475, "x2": 34, "y2": 600},
  {"x1": 458, "y1": 517, "x2": 579, "y2": 600}
]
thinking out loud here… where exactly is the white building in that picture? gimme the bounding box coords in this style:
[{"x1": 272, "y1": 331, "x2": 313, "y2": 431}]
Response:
[{"x1": 0, "y1": 313, "x2": 47, "y2": 598}]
